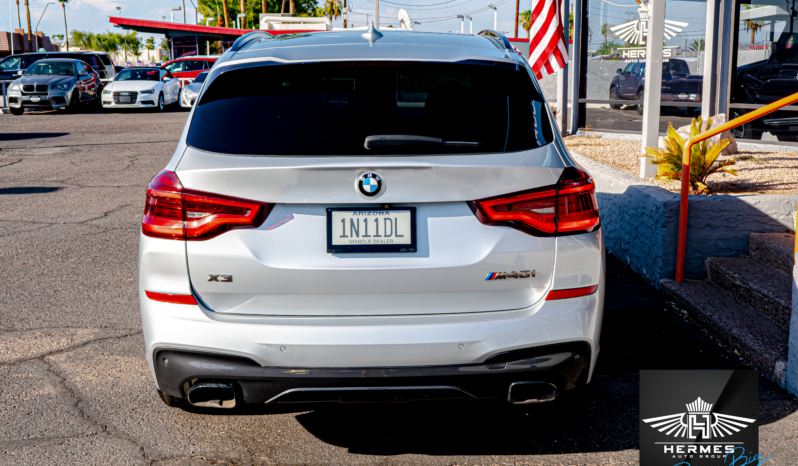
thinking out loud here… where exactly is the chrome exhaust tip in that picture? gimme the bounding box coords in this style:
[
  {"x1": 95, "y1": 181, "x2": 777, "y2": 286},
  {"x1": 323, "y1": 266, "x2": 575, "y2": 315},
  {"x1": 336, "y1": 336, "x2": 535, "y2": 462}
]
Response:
[
  {"x1": 186, "y1": 383, "x2": 237, "y2": 409},
  {"x1": 507, "y1": 381, "x2": 558, "y2": 405}
]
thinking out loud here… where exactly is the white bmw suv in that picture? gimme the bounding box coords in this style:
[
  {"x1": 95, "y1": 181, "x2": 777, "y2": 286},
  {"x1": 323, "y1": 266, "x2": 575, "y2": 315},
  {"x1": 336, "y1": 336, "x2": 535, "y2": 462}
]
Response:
[{"x1": 139, "y1": 27, "x2": 604, "y2": 410}]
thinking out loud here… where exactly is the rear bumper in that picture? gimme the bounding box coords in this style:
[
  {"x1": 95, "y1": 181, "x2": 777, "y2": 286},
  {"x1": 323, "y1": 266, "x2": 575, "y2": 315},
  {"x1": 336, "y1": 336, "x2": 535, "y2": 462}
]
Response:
[
  {"x1": 661, "y1": 94, "x2": 702, "y2": 103},
  {"x1": 141, "y1": 288, "x2": 604, "y2": 395},
  {"x1": 153, "y1": 342, "x2": 591, "y2": 403}
]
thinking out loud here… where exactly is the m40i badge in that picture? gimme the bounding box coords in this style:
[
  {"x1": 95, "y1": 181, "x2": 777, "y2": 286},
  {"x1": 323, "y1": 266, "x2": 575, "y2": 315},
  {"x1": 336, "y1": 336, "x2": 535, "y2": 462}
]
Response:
[{"x1": 485, "y1": 271, "x2": 534, "y2": 280}]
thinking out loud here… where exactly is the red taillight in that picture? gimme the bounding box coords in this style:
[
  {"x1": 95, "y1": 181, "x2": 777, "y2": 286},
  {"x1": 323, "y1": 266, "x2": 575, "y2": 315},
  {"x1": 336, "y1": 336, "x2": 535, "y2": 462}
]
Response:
[
  {"x1": 545, "y1": 285, "x2": 598, "y2": 300},
  {"x1": 142, "y1": 170, "x2": 268, "y2": 240},
  {"x1": 145, "y1": 290, "x2": 198, "y2": 305},
  {"x1": 474, "y1": 166, "x2": 600, "y2": 236}
]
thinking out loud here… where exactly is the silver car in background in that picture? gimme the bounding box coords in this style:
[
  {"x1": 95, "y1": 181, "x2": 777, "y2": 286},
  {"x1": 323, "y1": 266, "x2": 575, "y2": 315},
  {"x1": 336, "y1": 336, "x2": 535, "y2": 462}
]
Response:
[
  {"x1": 139, "y1": 29, "x2": 604, "y2": 410},
  {"x1": 179, "y1": 70, "x2": 208, "y2": 108},
  {"x1": 6, "y1": 59, "x2": 100, "y2": 115}
]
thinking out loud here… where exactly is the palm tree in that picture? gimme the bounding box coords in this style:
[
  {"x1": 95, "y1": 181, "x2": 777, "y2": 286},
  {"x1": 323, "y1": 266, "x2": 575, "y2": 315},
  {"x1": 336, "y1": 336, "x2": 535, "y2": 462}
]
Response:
[
  {"x1": 743, "y1": 19, "x2": 763, "y2": 45},
  {"x1": 689, "y1": 38, "x2": 705, "y2": 52},
  {"x1": 323, "y1": 0, "x2": 343, "y2": 21},
  {"x1": 222, "y1": 0, "x2": 230, "y2": 27},
  {"x1": 24, "y1": 0, "x2": 32, "y2": 50},
  {"x1": 518, "y1": 10, "x2": 532, "y2": 38},
  {"x1": 58, "y1": 0, "x2": 69, "y2": 50},
  {"x1": 600, "y1": 23, "x2": 610, "y2": 45},
  {"x1": 145, "y1": 37, "x2": 155, "y2": 51}
]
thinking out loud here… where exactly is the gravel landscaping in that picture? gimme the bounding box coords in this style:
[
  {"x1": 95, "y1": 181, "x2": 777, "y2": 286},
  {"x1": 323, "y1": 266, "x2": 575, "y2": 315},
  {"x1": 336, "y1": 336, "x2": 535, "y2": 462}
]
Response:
[{"x1": 565, "y1": 135, "x2": 798, "y2": 195}]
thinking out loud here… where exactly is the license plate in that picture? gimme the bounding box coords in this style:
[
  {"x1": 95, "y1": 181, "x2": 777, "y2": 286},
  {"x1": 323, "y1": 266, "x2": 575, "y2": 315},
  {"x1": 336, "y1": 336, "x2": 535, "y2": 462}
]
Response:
[
  {"x1": 120, "y1": 96, "x2": 132, "y2": 103},
  {"x1": 677, "y1": 94, "x2": 688, "y2": 99},
  {"x1": 327, "y1": 207, "x2": 416, "y2": 253},
  {"x1": 29, "y1": 96, "x2": 40, "y2": 102}
]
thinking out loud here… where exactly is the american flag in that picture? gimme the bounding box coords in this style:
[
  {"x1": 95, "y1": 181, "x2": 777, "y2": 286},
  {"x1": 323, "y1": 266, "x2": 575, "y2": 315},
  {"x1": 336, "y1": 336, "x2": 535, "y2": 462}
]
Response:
[{"x1": 528, "y1": 0, "x2": 569, "y2": 79}]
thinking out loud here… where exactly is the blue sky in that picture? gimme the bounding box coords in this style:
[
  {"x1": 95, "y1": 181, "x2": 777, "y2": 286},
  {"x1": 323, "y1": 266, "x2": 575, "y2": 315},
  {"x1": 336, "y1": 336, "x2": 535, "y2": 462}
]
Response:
[
  {"x1": 0, "y1": 0, "x2": 537, "y2": 42},
  {"x1": 0, "y1": 0, "x2": 717, "y2": 50}
]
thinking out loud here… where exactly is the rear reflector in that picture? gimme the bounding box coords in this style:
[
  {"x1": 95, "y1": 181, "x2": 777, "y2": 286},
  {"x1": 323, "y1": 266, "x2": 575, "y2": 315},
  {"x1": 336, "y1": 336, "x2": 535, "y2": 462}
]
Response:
[
  {"x1": 473, "y1": 165, "x2": 600, "y2": 236},
  {"x1": 142, "y1": 170, "x2": 269, "y2": 240},
  {"x1": 545, "y1": 285, "x2": 598, "y2": 301},
  {"x1": 145, "y1": 291, "x2": 199, "y2": 305}
]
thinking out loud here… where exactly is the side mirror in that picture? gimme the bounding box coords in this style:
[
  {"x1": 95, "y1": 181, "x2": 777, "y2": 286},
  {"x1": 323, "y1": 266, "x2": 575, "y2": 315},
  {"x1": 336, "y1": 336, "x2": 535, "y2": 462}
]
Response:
[
  {"x1": 616, "y1": 68, "x2": 622, "y2": 74},
  {"x1": 16, "y1": 69, "x2": 24, "y2": 76},
  {"x1": 78, "y1": 70, "x2": 88, "y2": 76}
]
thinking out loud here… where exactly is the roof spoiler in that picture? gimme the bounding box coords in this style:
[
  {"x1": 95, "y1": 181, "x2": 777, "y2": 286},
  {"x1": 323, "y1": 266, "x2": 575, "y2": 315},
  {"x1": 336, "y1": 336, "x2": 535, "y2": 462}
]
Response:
[
  {"x1": 477, "y1": 30, "x2": 512, "y2": 51},
  {"x1": 229, "y1": 31, "x2": 273, "y2": 53}
]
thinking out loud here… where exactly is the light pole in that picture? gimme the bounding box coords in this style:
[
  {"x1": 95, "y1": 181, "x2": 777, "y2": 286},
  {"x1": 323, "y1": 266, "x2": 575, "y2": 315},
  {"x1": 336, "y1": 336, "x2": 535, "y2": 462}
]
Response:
[
  {"x1": 187, "y1": 0, "x2": 198, "y2": 24},
  {"x1": 487, "y1": 3, "x2": 497, "y2": 30},
  {"x1": 455, "y1": 14, "x2": 464, "y2": 33},
  {"x1": 465, "y1": 14, "x2": 472, "y2": 34},
  {"x1": 236, "y1": 13, "x2": 246, "y2": 29},
  {"x1": 171, "y1": 6, "x2": 181, "y2": 23},
  {"x1": 375, "y1": 0, "x2": 380, "y2": 29},
  {"x1": 34, "y1": 2, "x2": 55, "y2": 51}
]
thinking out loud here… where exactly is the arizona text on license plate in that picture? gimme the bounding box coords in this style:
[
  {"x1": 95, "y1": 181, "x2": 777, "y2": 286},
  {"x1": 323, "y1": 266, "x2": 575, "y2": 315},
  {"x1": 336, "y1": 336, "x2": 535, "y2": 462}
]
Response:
[{"x1": 326, "y1": 208, "x2": 417, "y2": 253}]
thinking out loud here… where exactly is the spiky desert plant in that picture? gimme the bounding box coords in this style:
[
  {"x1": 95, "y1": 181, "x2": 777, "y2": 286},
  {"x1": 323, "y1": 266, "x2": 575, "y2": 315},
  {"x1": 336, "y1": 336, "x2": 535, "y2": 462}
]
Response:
[{"x1": 644, "y1": 117, "x2": 737, "y2": 194}]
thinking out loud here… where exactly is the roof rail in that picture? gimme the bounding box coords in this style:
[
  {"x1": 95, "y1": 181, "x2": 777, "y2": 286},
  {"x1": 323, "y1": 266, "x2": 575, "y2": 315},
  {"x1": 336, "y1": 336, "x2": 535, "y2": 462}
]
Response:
[
  {"x1": 230, "y1": 31, "x2": 272, "y2": 53},
  {"x1": 477, "y1": 29, "x2": 512, "y2": 51}
]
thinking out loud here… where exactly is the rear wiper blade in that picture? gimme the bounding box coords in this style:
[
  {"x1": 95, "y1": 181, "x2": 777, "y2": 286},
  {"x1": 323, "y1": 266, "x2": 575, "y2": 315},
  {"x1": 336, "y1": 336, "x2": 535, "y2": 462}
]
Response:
[{"x1": 364, "y1": 135, "x2": 480, "y2": 150}]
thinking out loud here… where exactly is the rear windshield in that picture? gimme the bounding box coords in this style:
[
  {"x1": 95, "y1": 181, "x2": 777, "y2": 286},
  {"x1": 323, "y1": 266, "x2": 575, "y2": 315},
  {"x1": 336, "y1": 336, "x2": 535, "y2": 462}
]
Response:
[{"x1": 187, "y1": 62, "x2": 553, "y2": 156}]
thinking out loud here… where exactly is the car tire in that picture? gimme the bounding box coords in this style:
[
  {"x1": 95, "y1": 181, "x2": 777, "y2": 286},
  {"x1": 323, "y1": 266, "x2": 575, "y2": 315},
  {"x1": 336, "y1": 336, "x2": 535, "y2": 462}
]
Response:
[
  {"x1": 156, "y1": 93, "x2": 165, "y2": 112},
  {"x1": 68, "y1": 91, "x2": 80, "y2": 113},
  {"x1": 157, "y1": 389, "x2": 186, "y2": 408},
  {"x1": 9, "y1": 106, "x2": 24, "y2": 115},
  {"x1": 609, "y1": 88, "x2": 622, "y2": 110},
  {"x1": 731, "y1": 112, "x2": 763, "y2": 140},
  {"x1": 637, "y1": 91, "x2": 644, "y2": 115}
]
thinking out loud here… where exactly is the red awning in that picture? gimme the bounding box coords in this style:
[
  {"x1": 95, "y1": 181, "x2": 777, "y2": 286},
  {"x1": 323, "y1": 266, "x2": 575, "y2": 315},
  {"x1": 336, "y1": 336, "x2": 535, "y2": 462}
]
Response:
[{"x1": 108, "y1": 17, "x2": 318, "y2": 37}]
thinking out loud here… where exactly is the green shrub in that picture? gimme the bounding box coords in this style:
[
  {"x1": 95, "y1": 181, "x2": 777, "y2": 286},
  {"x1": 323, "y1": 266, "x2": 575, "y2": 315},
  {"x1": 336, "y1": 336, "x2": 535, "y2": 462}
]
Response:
[{"x1": 644, "y1": 117, "x2": 737, "y2": 194}]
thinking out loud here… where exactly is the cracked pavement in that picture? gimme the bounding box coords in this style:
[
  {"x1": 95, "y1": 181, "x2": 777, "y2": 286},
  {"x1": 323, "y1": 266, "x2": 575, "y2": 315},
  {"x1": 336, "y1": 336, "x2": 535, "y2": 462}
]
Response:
[{"x1": 1, "y1": 109, "x2": 797, "y2": 465}]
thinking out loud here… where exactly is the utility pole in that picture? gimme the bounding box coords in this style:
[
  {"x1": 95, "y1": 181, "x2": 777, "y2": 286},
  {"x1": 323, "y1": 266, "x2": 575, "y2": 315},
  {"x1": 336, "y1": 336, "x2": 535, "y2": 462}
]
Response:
[
  {"x1": 183, "y1": 0, "x2": 186, "y2": 23},
  {"x1": 241, "y1": 0, "x2": 246, "y2": 28},
  {"x1": 343, "y1": 0, "x2": 348, "y2": 28},
  {"x1": 375, "y1": 0, "x2": 379, "y2": 29},
  {"x1": 514, "y1": 0, "x2": 519, "y2": 38}
]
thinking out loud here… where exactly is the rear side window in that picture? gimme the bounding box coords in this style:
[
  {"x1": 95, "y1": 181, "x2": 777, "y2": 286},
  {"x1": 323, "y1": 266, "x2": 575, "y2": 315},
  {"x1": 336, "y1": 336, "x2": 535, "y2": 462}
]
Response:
[
  {"x1": 164, "y1": 61, "x2": 184, "y2": 73},
  {"x1": 188, "y1": 62, "x2": 553, "y2": 156},
  {"x1": 98, "y1": 54, "x2": 112, "y2": 66},
  {"x1": 672, "y1": 60, "x2": 690, "y2": 75},
  {"x1": 0, "y1": 57, "x2": 21, "y2": 70}
]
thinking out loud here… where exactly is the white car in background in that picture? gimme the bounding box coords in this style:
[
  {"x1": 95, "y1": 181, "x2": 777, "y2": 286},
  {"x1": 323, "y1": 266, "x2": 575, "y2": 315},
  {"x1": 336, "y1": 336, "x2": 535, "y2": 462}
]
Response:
[
  {"x1": 179, "y1": 70, "x2": 208, "y2": 109},
  {"x1": 102, "y1": 67, "x2": 180, "y2": 111}
]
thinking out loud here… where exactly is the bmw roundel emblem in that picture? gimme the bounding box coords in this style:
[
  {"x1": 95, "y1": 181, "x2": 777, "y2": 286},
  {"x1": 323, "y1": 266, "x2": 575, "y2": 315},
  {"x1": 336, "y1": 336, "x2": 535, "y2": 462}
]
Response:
[{"x1": 358, "y1": 172, "x2": 382, "y2": 196}]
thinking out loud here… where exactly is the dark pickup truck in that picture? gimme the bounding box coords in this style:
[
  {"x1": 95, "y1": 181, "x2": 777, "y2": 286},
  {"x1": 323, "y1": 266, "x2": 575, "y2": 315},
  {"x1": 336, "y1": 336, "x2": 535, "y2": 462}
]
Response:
[{"x1": 609, "y1": 58, "x2": 702, "y2": 115}]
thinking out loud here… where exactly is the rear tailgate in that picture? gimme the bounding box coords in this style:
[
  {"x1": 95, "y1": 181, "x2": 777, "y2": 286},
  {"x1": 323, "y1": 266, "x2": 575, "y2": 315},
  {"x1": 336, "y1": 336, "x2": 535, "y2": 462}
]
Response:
[{"x1": 176, "y1": 147, "x2": 564, "y2": 316}]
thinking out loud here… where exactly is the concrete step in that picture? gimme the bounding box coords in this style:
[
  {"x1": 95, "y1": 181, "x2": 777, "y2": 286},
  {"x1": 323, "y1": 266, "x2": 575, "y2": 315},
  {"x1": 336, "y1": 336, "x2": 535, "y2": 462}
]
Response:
[
  {"x1": 660, "y1": 279, "x2": 788, "y2": 388},
  {"x1": 749, "y1": 232, "x2": 795, "y2": 275},
  {"x1": 704, "y1": 256, "x2": 792, "y2": 332}
]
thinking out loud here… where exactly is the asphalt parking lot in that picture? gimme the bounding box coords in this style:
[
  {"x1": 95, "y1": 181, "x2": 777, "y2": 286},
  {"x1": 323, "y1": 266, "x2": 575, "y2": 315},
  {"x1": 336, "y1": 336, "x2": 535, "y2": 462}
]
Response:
[{"x1": 1, "y1": 107, "x2": 797, "y2": 466}]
